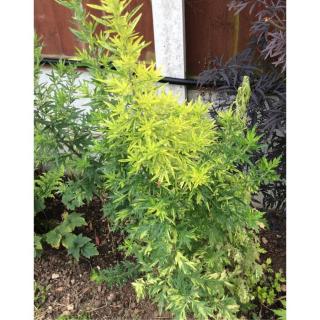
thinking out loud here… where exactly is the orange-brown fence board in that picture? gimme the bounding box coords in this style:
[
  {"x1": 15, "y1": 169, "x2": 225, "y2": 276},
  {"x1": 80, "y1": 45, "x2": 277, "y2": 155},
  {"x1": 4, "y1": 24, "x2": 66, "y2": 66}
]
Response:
[
  {"x1": 35, "y1": 0, "x2": 155, "y2": 61},
  {"x1": 127, "y1": 0, "x2": 155, "y2": 62},
  {"x1": 185, "y1": 0, "x2": 253, "y2": 76},
  {"x1": 35, "y1": 0, "x2": 79, "y2": 57},
  {"x1": 35, "y1": 0, "x2": 254, "y2": 76}
]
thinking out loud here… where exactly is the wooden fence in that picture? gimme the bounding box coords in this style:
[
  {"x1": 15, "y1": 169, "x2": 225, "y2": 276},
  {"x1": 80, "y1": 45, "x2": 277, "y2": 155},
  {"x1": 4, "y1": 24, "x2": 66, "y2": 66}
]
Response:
[{"x1": 35, "y1": 0, "x2": 255, "y2": 76}]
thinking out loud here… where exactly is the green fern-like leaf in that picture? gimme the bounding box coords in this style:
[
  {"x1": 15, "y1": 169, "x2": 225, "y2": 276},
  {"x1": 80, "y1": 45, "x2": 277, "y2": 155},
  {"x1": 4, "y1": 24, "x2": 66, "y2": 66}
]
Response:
[{"x1": 91, "y1": 261, "x2": 140, "y2": 288}]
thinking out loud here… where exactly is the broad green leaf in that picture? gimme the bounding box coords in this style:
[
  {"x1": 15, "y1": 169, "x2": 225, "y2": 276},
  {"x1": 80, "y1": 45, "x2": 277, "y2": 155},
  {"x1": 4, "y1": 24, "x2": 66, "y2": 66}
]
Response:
[
  {"x1": 46, "y1": 230, "x2": 62, "y2": 249},
  {"x1": 81, "y1": 241, "x2": 99, "y2": 258}
]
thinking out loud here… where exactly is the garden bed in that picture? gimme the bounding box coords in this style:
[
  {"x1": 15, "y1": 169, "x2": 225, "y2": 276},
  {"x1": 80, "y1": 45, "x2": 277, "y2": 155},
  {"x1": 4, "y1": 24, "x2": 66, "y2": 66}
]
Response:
[
  {"x1": 35, "y1": 198, "x2": 159, "y2": 320},
  {"x1": 35, "y1": 197, "x2": 285, "y2": 320}
]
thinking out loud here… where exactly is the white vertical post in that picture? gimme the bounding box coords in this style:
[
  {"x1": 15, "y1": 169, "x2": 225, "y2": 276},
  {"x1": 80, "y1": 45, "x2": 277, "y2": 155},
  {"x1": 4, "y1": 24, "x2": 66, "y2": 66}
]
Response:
[{"x1": 151, "y1": 0, "x2": 186, "y2": 102}]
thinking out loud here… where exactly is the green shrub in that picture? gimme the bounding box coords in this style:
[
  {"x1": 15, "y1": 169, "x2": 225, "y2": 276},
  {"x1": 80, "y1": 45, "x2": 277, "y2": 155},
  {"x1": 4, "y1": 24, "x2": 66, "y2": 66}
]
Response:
[
  {"x1": 34, "y1": 37, "x2": 99, "y2": 260},
  {"x1": 33, "y1": 163, "x2": 98, "y2": 260},
  {"x1": 91, "y1": 260, "x2": 140, "y2": 288},
  {"x1": 255, "y1": 258, "x2": 286, "y2": 316},
  {"x1": 45, "y1": 212, "x2": 98, "y2": 261},
  {"x1": 256, "y1": 269, "x2": 286, "y2": 306},
  {"x1": 34, "y1": 166, "x2": 64, "y2": 215},
  {"x1": 34, "y1": 281, "x2": 50, "y2": 308},
  {"x1": 56, "y1": 1, "x2": 280, "y2": 319},
  {"x1": 273, "y1": 299, "x2": 286, "y2": 320},
  {"x1": 34, "y1": 54, "x2": 91, "y2": 167}
]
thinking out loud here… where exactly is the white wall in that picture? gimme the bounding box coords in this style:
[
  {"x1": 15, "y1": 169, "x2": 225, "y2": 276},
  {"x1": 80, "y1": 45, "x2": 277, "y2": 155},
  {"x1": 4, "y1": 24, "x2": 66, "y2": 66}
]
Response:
[{"x1": 39, "y1": 66, "x2": 226, "y2": 107}]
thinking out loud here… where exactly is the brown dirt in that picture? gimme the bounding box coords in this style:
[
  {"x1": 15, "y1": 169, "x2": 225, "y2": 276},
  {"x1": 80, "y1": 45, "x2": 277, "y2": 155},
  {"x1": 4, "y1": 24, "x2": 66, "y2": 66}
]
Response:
[
  {"x1": 34, "y1": 199, "x2": 286, "y2": 320},
  {"x1": 261, "y1": 209, "x2": 286, "y2": 274},
  {"x1": 34, "y1": 198, "x2": 160, "y2": 320},
  {"x1": 34, "y1": 251, "x2": 160, "y2": 320}
]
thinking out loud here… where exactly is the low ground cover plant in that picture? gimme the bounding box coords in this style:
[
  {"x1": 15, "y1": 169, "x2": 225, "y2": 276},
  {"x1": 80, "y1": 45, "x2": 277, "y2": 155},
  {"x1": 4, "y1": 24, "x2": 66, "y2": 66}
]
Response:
[
  {"x1": 35, "y1": 0, "x2": 283, "y2": 319},
  {"x1": 272, "y1": 299, "x2": 286, "y2": 320}
]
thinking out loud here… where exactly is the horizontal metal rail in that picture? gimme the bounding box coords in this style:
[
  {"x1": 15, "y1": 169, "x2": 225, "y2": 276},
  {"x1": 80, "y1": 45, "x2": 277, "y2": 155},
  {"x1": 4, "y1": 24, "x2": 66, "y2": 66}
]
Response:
[{"x1": 40, "y1": 57, "x2": 223, "y2": 88}]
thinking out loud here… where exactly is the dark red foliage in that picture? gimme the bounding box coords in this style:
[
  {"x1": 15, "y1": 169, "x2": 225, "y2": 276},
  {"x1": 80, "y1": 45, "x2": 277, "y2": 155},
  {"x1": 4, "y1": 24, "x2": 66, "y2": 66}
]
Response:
[
  {"x1": 228, "y1": 0, "x2": 286, "y2": 72},
  {"x1": 198, "y1": 1, "x2": 286, "y2": 212}
]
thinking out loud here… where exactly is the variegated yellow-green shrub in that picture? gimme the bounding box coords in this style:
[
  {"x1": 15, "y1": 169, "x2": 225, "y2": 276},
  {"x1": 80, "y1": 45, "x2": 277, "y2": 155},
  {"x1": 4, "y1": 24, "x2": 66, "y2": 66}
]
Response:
[{"x1": 57, "y1": 0, "x2": 279, "y2": 319}]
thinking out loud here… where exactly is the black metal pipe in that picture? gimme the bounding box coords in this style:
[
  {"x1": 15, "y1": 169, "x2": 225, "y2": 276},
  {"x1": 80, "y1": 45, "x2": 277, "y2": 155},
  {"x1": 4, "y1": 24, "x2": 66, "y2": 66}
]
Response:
[
  {"x1": 158, "y1": 76, "x2": 197, "y2": 86},
  {"x1": 41, "y1": 57, "x2": 78, "y2": 66},
  {"x1": 40, "y1": 57, "x2": 228, "y2": 88},
  {"x1": 41, "y1": 57, "x2": 200, "y2": 87}
]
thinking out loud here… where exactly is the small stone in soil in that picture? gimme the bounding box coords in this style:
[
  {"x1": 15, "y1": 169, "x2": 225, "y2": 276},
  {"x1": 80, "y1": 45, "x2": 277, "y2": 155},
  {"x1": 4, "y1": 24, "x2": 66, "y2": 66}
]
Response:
[
  {"x1": 107, "y1": 292, "x2": 116, "y2": 302},
  {"x1": 66, "y1": 304, "x2": 74, "y2": 311},
  {"x1": 94, "y1": 300, "x2": 103, "y2": 308},
  {"x1": 55, "y1": 287, "x2": 64, "y2": 292},
  {"x1": 51, "y1": 273, "x2": 60, "y2": 279}
]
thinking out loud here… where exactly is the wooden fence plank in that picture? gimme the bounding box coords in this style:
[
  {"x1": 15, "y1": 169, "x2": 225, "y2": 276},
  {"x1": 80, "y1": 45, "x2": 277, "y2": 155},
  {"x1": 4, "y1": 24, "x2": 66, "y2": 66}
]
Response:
[
  {"x1": 185, "y1": 0, "x2": 254, "y2": 75},
  {"x1": 34, "y1": 0, "x2": 155, "y2": 61}
]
